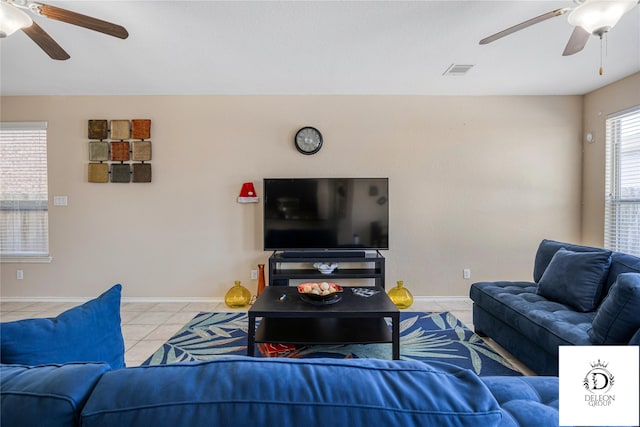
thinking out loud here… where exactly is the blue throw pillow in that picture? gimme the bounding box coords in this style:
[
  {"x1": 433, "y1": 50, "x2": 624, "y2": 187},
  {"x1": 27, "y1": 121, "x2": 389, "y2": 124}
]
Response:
[
  {"x1": 589, "y1": 273, "x2": 640, "y2": 344},
  {"x1": 0, "y1": 284, "x2": 125, "y2": 369},
  {"x1": 537, "y1": 248, "x2": 612, "y2": 312},
  {"x1": 533, "y1": 239, "x2": 610, "y2": 283}
]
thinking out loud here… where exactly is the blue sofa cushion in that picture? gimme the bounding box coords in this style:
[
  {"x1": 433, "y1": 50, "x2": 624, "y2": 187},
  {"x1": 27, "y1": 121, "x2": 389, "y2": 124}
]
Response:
[
  {"x1": 481, "y1": 376, "x2": 559, "y2": 427},
  {"x1": 0, "y1": 284, "x2": 125, "y2": 369},
  {"x1": 470, "y1": 281, "x2": 593, "y2": 347},
  {"x1": 81, "y1": 357, "x2": 503, "y2": 427},
  {"x1": 605, "y1": 252, "x2": 640, "y2": 295},
  {"x1": 537, "y1": 248, "x2": 611, "y2": 312},
  {"x1": 589, "y1": 273, "x2": 640, "y2": 344},
  {"x1": 0, "y1": 362, "x2": 110, "y2": 427},
  {"x1": 533, "y1": 239, "x2": 610, "y2": 283}
]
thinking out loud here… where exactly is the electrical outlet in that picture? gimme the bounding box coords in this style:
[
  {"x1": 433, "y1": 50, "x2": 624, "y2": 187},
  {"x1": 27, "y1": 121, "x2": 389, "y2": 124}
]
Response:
[
  {"x1": 17, "y1": 270, "x2": 24, "y2": 280},
  {"x1": 251, "y1": 270, "x2": 258, "y2": 280},
  {"x1": 463, "y1": 268, "x2": 471, "y2": 279}
]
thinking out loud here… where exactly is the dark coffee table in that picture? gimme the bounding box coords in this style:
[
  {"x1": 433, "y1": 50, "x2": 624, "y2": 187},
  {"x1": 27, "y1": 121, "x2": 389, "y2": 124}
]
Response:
[{"x1": 247, "y1": 286, "x2": 400, "y2": 359}]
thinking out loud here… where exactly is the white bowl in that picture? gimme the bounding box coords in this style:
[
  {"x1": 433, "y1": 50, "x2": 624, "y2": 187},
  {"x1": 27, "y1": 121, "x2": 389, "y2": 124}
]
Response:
[{"x1": 313, "y1": 262, "x2": 338, "y2": 274}]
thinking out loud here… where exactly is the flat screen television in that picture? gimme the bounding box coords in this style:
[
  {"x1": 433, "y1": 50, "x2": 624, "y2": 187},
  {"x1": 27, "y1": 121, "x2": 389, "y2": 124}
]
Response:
[{"x1": 263, "y1": 178, "x2": 389, "y2": 252}]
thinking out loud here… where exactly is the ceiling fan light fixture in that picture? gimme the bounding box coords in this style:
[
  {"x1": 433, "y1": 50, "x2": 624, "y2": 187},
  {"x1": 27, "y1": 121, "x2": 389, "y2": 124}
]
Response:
[
  {"x1": 0, "y1": 1, "x2": 32, "y2": 38},
  {"x1": 568, "y1": 0, "x2": 637, "y2": 36}
]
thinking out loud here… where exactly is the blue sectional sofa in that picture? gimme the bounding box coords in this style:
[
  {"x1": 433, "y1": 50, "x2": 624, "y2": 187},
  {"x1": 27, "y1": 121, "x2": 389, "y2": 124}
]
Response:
[
  {"x1": 1, "y1": 357, "x2": 561, "y2": 427},
  {"x1": 0, "y1": 284, "x2": 564, "y2": 426},
  {"x1": 471, "y1": 239, "x2": 640, "y2": 375}
]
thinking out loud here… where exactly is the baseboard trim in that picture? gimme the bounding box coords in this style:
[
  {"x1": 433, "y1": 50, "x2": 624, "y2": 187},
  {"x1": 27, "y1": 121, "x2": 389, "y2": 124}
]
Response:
[
  {"x1": 1, "y1": 295, "x2": 469, "y2": 304},
  {"x1": 0, "y1": 296, "x2": 224, "y2": 303},
  {"x1": 412, "y1": 296, "x2": 472, "y2": 303},
  {"x1": 122, "y1": 297, "x2": 223, "y2": 303}
]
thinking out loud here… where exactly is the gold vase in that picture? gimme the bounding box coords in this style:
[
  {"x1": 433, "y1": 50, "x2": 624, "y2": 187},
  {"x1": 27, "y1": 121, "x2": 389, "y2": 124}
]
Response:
[
  {"x1": 388, "y1": 280, "x2": 413, "y2": 309},
  {"x1": 225, "y1": 280, "x2": 251, "y2": 308}
]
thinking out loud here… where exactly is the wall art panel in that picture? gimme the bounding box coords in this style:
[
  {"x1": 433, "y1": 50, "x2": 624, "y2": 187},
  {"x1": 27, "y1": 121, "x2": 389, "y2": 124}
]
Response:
[{"x1": 87, "y1": 119, "x2": 152, "y2": 183}]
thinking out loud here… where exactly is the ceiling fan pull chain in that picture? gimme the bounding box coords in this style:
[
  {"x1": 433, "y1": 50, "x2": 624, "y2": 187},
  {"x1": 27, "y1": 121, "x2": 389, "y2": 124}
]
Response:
[{"x1": 599, "y1": 35, "x2": 604, "y2": 76}]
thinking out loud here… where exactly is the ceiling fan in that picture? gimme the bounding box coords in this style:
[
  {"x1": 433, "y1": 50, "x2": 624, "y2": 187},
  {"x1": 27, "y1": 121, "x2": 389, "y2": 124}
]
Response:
[
  {"x1": 0, "y1": 0, "x2": 128, "y2": 60},
  {"x1": 479, "y1": 0, "x2": 638, "y2": 57}
]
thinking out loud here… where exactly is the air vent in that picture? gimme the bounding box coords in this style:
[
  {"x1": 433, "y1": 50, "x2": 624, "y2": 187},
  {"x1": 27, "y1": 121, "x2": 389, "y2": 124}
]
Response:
[{"x1": 443, "y1": 64, "x2": 474, "y2": 76}]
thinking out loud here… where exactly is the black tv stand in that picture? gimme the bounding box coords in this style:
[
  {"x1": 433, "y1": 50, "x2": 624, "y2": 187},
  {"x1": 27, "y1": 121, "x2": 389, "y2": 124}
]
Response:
[
  {"x1": 268, "y1": 251, "x2": 385, "y2": 288},
  {"x1": 280, "y1": 250, "x2": 366, "y2": 259}
]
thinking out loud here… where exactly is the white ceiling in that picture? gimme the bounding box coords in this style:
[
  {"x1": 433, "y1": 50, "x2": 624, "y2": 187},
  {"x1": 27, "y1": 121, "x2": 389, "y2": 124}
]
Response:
[{"x1": 1, "y1": 0, "x2": 639, "y2": 96}]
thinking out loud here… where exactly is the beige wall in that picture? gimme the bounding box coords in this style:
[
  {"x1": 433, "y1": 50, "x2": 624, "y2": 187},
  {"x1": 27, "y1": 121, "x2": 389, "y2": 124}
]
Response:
[
  {"x1": 0, "y1": 95, "x2": 583, "y2": 299},
  {"x1": 581, "y1": 72, "x2": 640, "y2": 247}
]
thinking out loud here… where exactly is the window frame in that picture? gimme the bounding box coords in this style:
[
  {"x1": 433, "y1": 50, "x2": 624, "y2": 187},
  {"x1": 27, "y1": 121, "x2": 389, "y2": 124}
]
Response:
[
  {"x1": 604, "y1": 106, "x2": 640, "y2": 257},
  {"x1": 0, "y1": 121, "x2": 52, "y2": 263}
]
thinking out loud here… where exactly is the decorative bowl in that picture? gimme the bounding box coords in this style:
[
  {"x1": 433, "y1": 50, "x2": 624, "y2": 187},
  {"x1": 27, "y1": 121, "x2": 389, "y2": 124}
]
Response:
[
  {"x1": 297, "y1": 282, "x2": 343, "y2": 300},
  {"x1": 313, "y1": 262, "x2": 338, "y2": 274}
]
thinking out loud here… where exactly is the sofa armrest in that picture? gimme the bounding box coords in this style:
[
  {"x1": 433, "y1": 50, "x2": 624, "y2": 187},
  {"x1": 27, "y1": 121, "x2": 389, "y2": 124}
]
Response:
[{"x1": 1, "y1": 362, "x2": 110, "y2": 427}]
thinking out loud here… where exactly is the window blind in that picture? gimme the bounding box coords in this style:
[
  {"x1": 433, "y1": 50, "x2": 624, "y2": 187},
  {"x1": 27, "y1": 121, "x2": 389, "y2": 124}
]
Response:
[
  {"x1": 604, "y1": 106, "x2": 640, "y2": 256},
  {"x1": 0, "y1": 122, "x2": 50, "y2": 260}
]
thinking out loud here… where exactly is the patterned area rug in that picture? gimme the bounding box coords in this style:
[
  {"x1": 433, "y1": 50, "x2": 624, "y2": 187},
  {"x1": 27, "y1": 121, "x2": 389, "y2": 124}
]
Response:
[{"x1": 142, "y1": 311, "x2": 521, "y2": 376}]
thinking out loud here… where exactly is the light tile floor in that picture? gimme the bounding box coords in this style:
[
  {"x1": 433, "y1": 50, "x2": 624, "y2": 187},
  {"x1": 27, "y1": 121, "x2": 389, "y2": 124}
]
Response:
[{"x1": 0, "y1": 297, "x2": 533, "y2": 374}]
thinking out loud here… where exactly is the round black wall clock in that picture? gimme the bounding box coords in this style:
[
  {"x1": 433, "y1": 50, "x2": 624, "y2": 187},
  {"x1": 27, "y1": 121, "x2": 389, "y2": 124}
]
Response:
[{"x1": 294, "y1": 127, "x2": 323, "y2": 155}]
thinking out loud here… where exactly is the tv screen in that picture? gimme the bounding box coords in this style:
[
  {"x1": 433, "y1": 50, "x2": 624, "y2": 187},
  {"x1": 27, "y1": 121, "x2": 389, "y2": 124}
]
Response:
[{"x1": 263, "y1": 178, "x2": 389, "y2": 251}]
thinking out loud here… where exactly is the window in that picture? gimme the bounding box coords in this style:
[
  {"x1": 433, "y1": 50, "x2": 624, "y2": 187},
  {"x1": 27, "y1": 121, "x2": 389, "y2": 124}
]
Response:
[
  {"x1": 604, "y1": 106, "x2": 640, "y2": 257},
  {"x1": 0, "y1": 122, "x2": 51, "y2": 262}
]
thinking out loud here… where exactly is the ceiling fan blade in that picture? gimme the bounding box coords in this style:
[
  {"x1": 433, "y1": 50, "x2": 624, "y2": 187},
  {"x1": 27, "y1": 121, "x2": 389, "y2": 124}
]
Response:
[
  {"x1": 479, "y1": 7, "x2": 570, "y2": 45},
  {"x1": 36, "y1": 3, "x2": 128, "y2": 39},
  {"x1": 562, "y1": 26, "x2": 590, "y2": 56},
  {"x1": 21, "y1": 21, "x2": 70, "y2": 60}
]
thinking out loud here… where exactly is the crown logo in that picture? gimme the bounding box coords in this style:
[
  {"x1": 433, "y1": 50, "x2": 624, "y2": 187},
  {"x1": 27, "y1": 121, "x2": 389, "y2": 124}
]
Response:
[{"x1": 590, "y1": 359, "x2": 609, "y2": 369}]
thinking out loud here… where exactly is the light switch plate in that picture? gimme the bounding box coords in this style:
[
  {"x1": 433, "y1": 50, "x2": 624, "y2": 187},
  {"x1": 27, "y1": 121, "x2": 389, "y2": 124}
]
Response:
[{"x1": 53, "y1": 196, "x2": 68, "y2": 206}]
